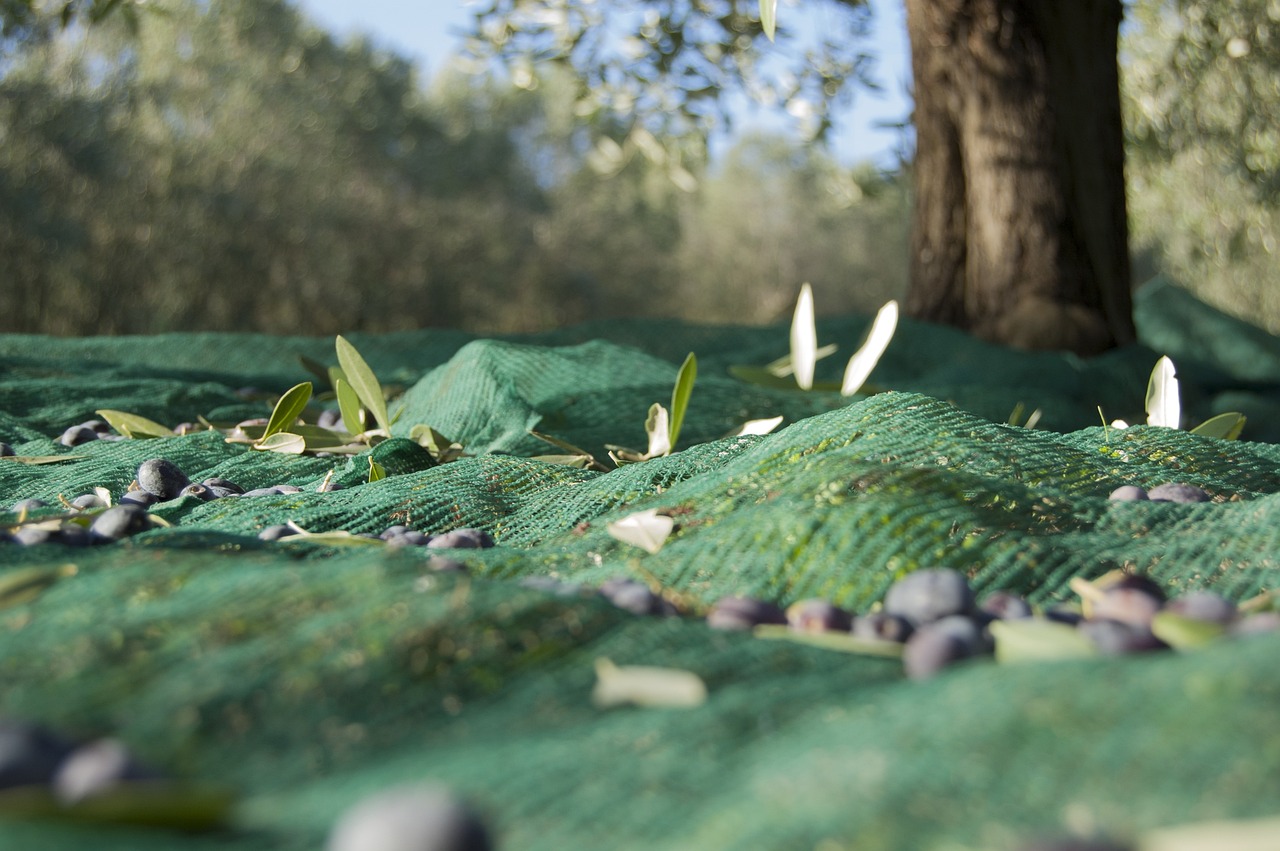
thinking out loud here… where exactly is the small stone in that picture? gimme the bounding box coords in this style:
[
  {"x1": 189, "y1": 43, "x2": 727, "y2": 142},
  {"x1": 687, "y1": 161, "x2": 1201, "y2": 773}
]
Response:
[{"x1": 9, "y1": 498, "x2": 49, "y2": 513}]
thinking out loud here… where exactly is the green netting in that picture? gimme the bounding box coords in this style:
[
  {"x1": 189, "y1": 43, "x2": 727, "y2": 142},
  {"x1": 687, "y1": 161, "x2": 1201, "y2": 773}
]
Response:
[{"x1": 2, "y1": 283, "x2": 1280, "y2": 849}]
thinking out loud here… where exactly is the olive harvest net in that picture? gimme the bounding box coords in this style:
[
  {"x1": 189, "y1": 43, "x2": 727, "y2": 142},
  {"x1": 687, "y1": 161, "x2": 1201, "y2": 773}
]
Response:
[{"x1": 1, "y1": 278, "x2": 1279, "y2": 849}]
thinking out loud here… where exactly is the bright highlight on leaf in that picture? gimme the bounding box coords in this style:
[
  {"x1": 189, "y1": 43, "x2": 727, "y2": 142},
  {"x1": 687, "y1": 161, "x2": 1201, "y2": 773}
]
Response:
[
  {"x1": 592, "y1": 658, "x2": 707, "y2": 708},
  {"x1": 606, "y1": 509, "x2": 675, "y2": 554},
  {"x1": 790, "y1": 283, "x2": 817, "y2": 390},
  {"x1": 840, "y1": 300, "x2": 898, "y2": 396},
  {"x1": 733, "y1": 415, "x2": 785, "y2": 437},
  {"x1": 1146, "y1": 355, "x2": 1180, "y2": 428},
  {"x1": 645, "y1": 403, "x2": 672, "y2": 458},
  {"x1": 759, "y1": 0, "x2": 777, "y2": 41}
]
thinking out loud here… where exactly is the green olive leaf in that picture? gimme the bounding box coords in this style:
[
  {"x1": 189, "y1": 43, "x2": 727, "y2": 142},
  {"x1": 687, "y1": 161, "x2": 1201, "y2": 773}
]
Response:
[
  {"x1": 0, "y1": 781, "x2": 236, "y2": 830},
  {"x1": 727, "y1": 365, "x2": 843, "y2": 393},
  {"x1": 1150, "y1": 611, "x2": 1228, "y2": 650},
  {"x1": 668, "y1": 352, "x2": 697, "y2": 449},
  {"x1": 752, "y1": 624, "x2": 905, "y2": 658},
  {"x1": 262, "y1": 382, "x2": 312, "y2": 439},
  {"x1": 334, "y1": 377, "x2": 365, "y2": 436},
  {"x1": 0, "y1": 455, "x2": 84, "y2": 465},
  {"x1": 368, "y1": 457, "x2": 387, "y2": 483},
  {"x1": 989, "y1": 618, "x2": 1097, "y2": 663},
  {"x1": 0, "y1": 565, "x2": 73, "y2": 610},
  {"x1": 252, "y1": 432, "x2": 307, "y2": 455},
  {"x1": 335, "y1": 336, "x2": 389, "y2": 433},
  {"x1": 95, "y1": 409, "x2": 175, "y2": 439},
  {"x1": 1189, "y1": 412, "x2": 1247, "y2": 441},
  {"x1": 531, "y1": 454, "x2": 595, "y2": 469}
]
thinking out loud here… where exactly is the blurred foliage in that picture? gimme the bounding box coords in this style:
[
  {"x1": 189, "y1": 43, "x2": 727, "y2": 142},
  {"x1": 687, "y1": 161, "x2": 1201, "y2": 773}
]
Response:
[
  {"x1": 462, "y1": 0, "x2": 876, "y2": 147},
  {"x1": 8, "y1": 0, "x2": 1280, "y2": 337},
  {"x1": 0, "y1": 0, "x2": 905, "y2": 335},
  {"x1": 1125, "y1": 0, "x2": 1280, "y2": 333}
]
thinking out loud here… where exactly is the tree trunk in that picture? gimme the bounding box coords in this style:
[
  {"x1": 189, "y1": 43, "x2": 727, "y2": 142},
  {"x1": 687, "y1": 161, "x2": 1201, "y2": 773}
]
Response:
[{"x1": 903, "y1": 0, "x2": 1134, "y2": 355}]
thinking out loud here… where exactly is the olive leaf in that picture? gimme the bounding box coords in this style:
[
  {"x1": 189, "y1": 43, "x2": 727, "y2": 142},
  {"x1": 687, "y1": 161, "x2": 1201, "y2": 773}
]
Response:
[
  {"x1": 723, "y1": 415, "x2": 785, "y2": 438},
  {"x1": 95, "y1": 409, "x2": 175, "y2": 439},
  {"x1": 840, "y1": 300, "x2": 898, "y2": 396},
  {"x1": 0, "y1": 455, "x2": 83, "y2": 465},
  {"x1": 253, "y1": 432, "x2": 306, "y2": 455},
  {"x1": 790, "y1": 283, "x2": 817, "y2": 390},
  {"x1": 753, "y1": 624, "x2": 905, "y2": 658},
  {"x1": 334, "y1": 377, "x2": 365, "y2": 436},
  {"x1": 592, "y1": 658, "x2": 707, "y2": 708},
  {"x1": 1146, "y1": 355, "x2": 1180, "y2": 428},
  {"x1": 0, "y1": 565, "x2": 74, "y2": 610},
  {"x1": 668, "y1": 352, "x2": 697, "y2": 451},
  {"x1": 1150, "y1": 611, "x2": 1227, "y2": 650},
  {"x1": 1189, "y1": 411, "x2": 1247, "y2": 440},
  {"x1": 606, "y1": 509, "x2": 674, "y2": 554},
  {"x1": 765, "y1": 343, "x2": 838, "y2": 378},
  {"x1": 989, "y1": 618, "x2": 1097, "y2": 663},
  {"x1": 409, "y1": 425, "x2": 467, "y2": 464},
  {"x1": 759, "y1": 0, "x2": 778, "y2": 42},
  {"x1": 261, "y1": 382, "x2": 312, "y2": 440},
  {"x1": 335, "y1": 335, "x2": 389, "y2": 433},
  {"x1": 645, "y1": 403, "x2": 671, "y2": 458},
  {"x1": 726, "y1": 365, "x2": 843, "y2": 392},
  {"x1": 0, "y1": 780, "x2": 236, "y2": 830},
  {"x1": 529, "y1": 430, "x2": 608, "y2": 471},
  {"x1": 368, "y1": 457, "x2": 387, "y2": 483}
]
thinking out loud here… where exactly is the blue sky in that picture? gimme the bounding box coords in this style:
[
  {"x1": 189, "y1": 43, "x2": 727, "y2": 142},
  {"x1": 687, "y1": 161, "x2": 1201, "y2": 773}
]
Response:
[{"x1": 293, "y1": 0, "x2": 912, "y2": 168}]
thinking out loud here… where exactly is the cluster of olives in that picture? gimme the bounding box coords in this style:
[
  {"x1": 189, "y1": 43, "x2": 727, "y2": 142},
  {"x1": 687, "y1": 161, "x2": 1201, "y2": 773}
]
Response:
[
  {"x1": 1108, "y1": 482, "x2": 1210, "y2": 503},
  {"x1": 0, "y1": 719, "x2": 160, "y2": 805},
  {"x1": 133, "y1": 458, "x2": 344, "y2": 503},
  {"x1": 705, "y1": 567, "x2": 1277, "y2": 679},
  {"x1": 0, "y1": 504, "x2": 155, "y2": 547}
]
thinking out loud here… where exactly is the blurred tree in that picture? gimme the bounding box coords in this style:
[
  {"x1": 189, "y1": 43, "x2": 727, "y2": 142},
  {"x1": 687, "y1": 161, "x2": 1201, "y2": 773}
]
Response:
[
  {"x1": 467, "y1": 0, "x2": 1135, "y2": 354},
  {"x1": 1123, "y1": 0, "x2": 1280, "y2": 332}
]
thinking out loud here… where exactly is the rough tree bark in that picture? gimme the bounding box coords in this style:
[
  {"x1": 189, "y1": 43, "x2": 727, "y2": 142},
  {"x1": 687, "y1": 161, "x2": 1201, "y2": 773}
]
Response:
[{"x1": 903, "y1": 0, "x2": 1135, "y2": 354}]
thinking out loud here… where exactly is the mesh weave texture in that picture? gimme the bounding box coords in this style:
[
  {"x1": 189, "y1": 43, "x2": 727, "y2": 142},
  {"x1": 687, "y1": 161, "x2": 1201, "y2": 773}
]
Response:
[{"x1": 1, "y1": 282, "x2": 1278, "y2": 849}]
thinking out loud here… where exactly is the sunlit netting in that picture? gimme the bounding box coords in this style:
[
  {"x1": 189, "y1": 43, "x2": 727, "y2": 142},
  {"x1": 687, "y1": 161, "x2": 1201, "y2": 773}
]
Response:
[{"x1": 1, "y1": 280, "x2": 1279, "y2": 849}]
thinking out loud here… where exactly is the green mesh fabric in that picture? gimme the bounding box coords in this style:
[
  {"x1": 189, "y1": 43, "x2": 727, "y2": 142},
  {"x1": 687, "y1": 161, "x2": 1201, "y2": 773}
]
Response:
[{"x1": 1, "y1": 285, "x2": 1279, "y2": 849}]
